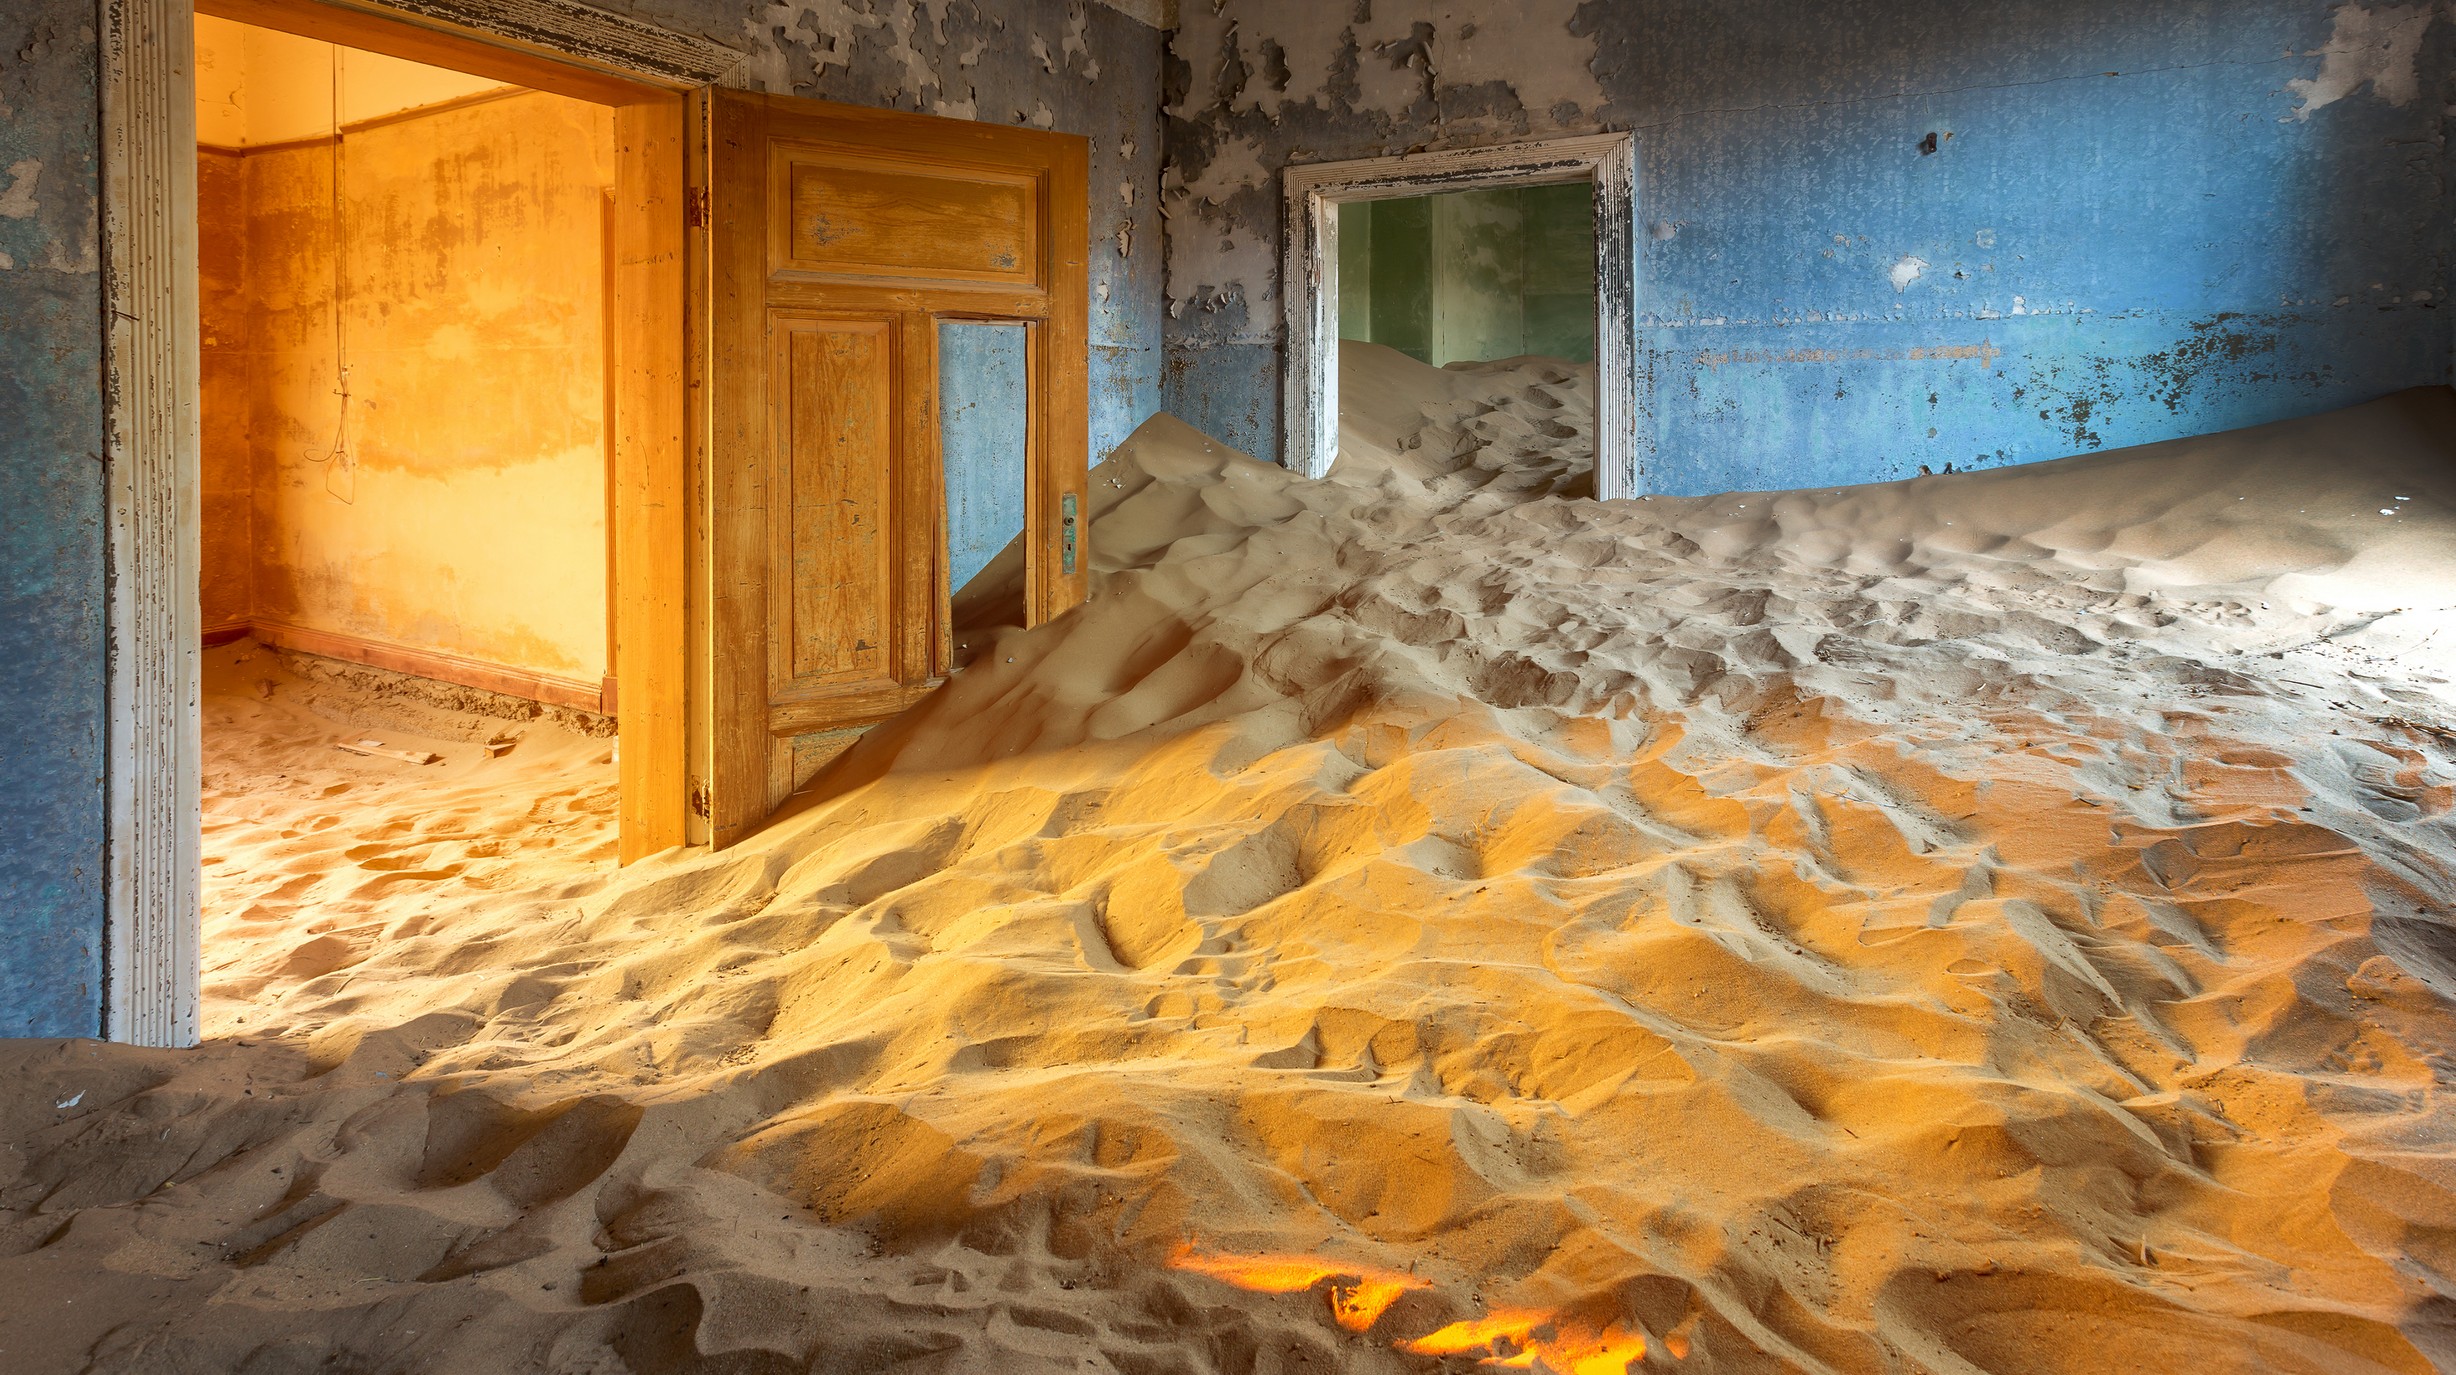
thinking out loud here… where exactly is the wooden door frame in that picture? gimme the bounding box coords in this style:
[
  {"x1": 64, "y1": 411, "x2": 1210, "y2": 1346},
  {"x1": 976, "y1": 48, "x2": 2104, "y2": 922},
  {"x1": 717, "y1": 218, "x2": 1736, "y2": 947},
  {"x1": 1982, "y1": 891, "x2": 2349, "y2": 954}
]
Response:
[
  {"x1": 1281, "y1": 133, "x2": 1642, "y2": 498},
  {"x1": 99, "y1": 0, "x2": 732, "y2": 1045}
]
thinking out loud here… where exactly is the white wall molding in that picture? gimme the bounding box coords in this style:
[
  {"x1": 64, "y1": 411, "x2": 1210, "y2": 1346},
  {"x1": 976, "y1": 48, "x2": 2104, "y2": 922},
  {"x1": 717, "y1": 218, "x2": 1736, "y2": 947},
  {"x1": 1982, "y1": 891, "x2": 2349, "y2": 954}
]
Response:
[
  {"x1": 101, "y1": 0, "x2": 203, "y2": 1047},
  {"x1": 1281, "y1": 132, "x2": 1642, "y2": 498}
]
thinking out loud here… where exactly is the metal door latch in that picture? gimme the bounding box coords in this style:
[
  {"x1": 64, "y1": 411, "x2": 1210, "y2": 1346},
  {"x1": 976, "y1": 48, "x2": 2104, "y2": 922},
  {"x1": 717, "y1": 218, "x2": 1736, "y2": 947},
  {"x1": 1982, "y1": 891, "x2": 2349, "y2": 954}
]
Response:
[{"x1": 1061, "y1": 493, "x2": 1078, "y2": 575}]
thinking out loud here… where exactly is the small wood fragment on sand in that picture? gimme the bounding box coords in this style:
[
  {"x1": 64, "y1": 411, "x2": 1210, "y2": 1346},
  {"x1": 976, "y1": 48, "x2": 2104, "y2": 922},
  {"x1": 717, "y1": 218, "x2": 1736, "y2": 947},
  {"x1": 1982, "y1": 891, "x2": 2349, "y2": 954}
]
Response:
[{"x1": 335, "y1": 739, "x2": 441, "y2": 766}]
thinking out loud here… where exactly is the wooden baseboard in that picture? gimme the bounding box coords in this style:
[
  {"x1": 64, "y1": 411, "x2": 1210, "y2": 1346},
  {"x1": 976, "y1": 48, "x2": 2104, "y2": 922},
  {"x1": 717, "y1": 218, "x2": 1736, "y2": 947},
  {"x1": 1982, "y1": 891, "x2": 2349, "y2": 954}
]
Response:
[
  {"x1": 233, "y1": 618, "x2": 612, "y2": 714},
  {"x1": 202, "y1": 621, "x2": 251, "y2": 648}
]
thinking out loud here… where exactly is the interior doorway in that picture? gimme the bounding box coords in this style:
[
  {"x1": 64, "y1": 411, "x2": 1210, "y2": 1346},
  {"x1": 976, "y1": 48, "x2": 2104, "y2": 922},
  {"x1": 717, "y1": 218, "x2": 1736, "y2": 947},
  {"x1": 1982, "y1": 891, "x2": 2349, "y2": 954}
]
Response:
[
  {"x1": 1338, "y1": 184, "x2": 1599, "y2": 372},
  {"x1": 105, "y1": 0, "x2": 1093, "y2": 1046},
  {"x1": 101, "y1": 0, "x2": 709, "y2": 1045},
  {"x1": 1279, "y1": 134, "x2": 1640, "y2": 497},
  {"x1": 190, "y1": 16, "x2": 635, "y2": 1027}
]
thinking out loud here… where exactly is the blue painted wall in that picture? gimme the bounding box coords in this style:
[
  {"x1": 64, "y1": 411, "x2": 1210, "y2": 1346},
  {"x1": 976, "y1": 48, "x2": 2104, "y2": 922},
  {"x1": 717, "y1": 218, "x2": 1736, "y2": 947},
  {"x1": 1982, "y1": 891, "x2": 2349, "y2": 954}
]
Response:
[
  {"x1": 0, "y1": 0, "x2": 107, "y2": 1037},
  {"x1": 1162, "y1": 0, "x2": 2455, "y2": 493}
]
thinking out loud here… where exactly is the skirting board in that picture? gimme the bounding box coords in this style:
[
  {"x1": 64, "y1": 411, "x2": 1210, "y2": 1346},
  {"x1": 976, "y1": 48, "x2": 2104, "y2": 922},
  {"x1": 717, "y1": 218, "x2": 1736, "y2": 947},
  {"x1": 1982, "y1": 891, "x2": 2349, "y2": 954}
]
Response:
[{"x1": 241, "y1": 619, "x2": 613, "y2": 714}]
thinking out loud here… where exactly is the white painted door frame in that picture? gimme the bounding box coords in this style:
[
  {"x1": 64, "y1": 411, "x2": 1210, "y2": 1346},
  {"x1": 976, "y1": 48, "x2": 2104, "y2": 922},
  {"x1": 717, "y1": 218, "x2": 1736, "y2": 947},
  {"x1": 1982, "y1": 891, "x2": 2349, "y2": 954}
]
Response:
[
  {"x1": 95, "y1": 0, "x2": 734, "y2": 1047},
  {"x1": 101, "y1": 0, "x2": 204, "y2": 1047},
  {"x1": 1281, "y1": 132, "x2": 1642, "y2": 498}
]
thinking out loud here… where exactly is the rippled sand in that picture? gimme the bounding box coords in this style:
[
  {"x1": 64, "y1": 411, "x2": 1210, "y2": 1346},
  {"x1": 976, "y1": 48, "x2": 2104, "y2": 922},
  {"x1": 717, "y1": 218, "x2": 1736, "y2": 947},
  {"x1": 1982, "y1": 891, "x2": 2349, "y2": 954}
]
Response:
[{"x1": 4, "y1": 349, "x2": 2454, "y2": 1374}]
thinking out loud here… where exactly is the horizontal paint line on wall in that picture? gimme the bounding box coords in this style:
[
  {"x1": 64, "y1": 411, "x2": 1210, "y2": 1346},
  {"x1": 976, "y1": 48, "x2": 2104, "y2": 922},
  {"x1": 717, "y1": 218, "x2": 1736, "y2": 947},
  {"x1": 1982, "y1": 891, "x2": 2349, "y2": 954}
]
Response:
[
  {"x1": 210, "y1": 617, "x2": 611, "y2": 715},
  {"x1": 195, "y1": 85, "x2": 534, "y2": 155}
]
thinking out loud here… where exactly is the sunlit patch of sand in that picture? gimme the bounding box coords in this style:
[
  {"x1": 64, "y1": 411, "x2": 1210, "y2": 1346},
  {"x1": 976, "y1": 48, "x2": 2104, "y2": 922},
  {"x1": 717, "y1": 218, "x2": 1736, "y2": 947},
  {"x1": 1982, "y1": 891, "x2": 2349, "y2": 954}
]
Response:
[
  {"x1": 3, "y1": 351, "x2": 2455, "y2": 1373},
  {"x1": 1167, "y1": 1243, "x2": 1430, "y2": 1332}
]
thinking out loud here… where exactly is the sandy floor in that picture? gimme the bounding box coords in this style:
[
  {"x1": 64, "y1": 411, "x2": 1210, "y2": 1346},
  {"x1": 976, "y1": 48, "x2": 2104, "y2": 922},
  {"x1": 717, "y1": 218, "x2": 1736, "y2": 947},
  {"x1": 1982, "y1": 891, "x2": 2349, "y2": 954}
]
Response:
[
  {"x1": 4, "y1": 347, "x2": 2455, "y2": 1373},
  {"x1": 198, "y1": 644, "x2": 620, "y2": 1039}
]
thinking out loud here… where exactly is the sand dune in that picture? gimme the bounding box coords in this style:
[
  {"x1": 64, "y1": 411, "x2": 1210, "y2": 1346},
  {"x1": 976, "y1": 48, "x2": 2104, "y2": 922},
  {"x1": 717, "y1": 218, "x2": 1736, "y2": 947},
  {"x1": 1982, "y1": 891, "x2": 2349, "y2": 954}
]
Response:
[{"x1": 4, "y1": 345, "x2": 2455, "y2": 1373}]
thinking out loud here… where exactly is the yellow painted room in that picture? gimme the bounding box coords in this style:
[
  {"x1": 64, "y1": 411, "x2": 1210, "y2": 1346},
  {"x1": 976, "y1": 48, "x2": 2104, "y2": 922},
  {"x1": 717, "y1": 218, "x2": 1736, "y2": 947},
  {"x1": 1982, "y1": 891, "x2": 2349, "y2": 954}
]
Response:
[
  {"x1": 192, "y1": 15, "x2": 624, "y2": 946},
  {"x1": 196, "y1": 15, "x2": 616, "y2": 711}
]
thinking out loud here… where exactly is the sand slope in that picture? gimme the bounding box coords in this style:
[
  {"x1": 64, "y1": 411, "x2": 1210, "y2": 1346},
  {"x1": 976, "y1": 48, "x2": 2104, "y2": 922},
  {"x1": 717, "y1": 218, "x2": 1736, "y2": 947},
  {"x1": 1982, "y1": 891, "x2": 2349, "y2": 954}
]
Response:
[{"x1": 5, "y1": 346, "x2": 2456, "y2": 1373}]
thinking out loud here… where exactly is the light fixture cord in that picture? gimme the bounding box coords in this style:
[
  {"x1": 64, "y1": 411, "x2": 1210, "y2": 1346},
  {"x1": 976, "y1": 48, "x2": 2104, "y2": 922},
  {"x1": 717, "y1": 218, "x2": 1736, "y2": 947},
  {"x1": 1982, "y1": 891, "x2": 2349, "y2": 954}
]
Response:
[{"x1": 304, "y1": 44, "x2": 355, "y2": 503}]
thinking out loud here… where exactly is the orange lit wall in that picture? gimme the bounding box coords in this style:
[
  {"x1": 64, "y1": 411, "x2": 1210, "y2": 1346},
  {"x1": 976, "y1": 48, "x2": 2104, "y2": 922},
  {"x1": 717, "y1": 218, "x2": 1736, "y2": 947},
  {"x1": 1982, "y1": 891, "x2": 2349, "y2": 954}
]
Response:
[
  {"x1": 198, "y1": 146, "x2": 253, "y2": 634},
  {"x1": 197, "y1": 25, "x2": 614, "y2": 709}
]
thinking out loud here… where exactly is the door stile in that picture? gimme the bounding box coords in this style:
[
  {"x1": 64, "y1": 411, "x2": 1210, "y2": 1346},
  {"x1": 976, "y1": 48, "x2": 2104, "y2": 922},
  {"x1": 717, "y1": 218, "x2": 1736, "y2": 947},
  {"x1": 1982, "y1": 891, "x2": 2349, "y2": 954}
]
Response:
[
  {"x1": 611, "y1": 92, "x2": 690, "y2": 862},
  {"x1": 1036, "y1": 149, "x2": 1090, "y2": 626},
  {"x1": 701, "y1": 88, "x2": 776, "y2": 849},
  {"x1": 902, "y1": 309, "x2": 951, "y2": 682}
]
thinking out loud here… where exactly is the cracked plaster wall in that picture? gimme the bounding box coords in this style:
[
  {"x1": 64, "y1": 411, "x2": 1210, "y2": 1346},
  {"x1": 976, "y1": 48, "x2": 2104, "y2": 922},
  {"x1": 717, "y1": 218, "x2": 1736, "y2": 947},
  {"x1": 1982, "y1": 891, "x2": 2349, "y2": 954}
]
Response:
[
  {"x1": 1162, "y1": 0, "x2": 2456, "y2": 493},
  {"x1": 0, "y1": 0, "x2": 105, "y2": 1036}
]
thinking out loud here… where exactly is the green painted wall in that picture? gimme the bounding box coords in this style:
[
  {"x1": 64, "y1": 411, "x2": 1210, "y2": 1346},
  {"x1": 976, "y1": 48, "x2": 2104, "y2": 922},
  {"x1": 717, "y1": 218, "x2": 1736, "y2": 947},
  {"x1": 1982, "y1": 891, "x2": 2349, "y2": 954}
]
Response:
[
  {"x1": 1519, "y1": 183, "x2": 1598, "y2": 362},
  {"x1": 1333, "y1": 183, "x2": 1596, "y2": 367}
]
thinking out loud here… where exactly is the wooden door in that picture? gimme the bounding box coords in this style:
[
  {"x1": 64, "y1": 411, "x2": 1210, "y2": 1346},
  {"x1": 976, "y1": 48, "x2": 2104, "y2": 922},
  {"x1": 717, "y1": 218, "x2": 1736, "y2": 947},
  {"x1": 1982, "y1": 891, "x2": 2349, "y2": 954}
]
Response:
[{"x1": 693, "y1": 90, "x2": 1088, "y2": 848}]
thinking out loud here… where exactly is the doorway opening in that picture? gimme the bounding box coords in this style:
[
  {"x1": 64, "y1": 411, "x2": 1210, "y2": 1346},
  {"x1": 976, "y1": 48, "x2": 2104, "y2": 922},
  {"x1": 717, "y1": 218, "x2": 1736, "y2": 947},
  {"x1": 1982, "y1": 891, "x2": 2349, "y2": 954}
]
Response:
[
  {"x1": 1279, "y1": 133, "x2": 1640, "y2": 497},
  {"x1": 1334, "y1": 183, "x2": 1600, "y2": 486},
  {"x1": 191, "y1": 15, "x2": 632, "y2": 1028},
  {"x1": 100, "y1": 0, "x2": 704, "y2": 1045},
  {"x1": 1337, "y1": 184, "x2": 1598, "y2": 372}
]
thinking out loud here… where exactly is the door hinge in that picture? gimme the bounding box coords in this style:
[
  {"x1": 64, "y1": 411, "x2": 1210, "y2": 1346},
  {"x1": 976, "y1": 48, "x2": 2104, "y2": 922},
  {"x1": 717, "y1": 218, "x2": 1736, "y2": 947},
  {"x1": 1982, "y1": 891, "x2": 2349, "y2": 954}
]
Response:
[{"x1": 684, "y1": 188, "x2": 710, "y2": 229}]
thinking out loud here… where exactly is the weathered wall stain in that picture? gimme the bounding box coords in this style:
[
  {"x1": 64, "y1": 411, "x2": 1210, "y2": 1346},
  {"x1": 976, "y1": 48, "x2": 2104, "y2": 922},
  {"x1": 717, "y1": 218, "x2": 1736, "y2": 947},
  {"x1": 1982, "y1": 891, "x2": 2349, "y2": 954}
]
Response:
[
  {"x1": 0, "y1": 0, "x2": 105, "y2": 1037},
  {"x1": 1162, "y1": 0, "x2": 2455, "y2": 493}
]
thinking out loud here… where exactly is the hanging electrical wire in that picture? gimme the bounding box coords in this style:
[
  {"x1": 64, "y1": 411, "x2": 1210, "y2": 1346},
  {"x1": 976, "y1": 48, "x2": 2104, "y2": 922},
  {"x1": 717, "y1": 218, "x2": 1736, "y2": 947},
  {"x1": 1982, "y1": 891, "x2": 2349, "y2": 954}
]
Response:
[{"x1": 302, "y1": 43, "x2": 356, "y2": 504}]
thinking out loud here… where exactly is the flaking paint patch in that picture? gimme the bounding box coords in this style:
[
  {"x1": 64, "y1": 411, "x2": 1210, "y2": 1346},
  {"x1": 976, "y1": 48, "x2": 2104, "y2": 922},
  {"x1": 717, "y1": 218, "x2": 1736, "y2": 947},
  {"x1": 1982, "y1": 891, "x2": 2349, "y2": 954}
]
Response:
[
  {"x1": 44, "y1": 199, "x2": 97, "y2": 274},
  {"x1": 1162, "y1": 1, "x2": 1606, "y2": 338},
  {"x1": 1164, "y1": 133, "x2": 1275, "y2": 327},
  {"x1": 1061, "y1": 2, "x2": 1099, "y2": 81},
  {"x1": 0, "y1": 158, "x2": 40, "y2": 218},
  {"x1": 740, "y1": 0, "x2": 1109, "y2": 122},
  {"x1": 1890, "y1": 256, "x2": 1929, "y2": 292},
  {"x1": 741, "y1": 0, "x2": 933, "y2": 98},
  {"x1": 2287, "y1": 3, "x2": 2433, "y2": 118}
]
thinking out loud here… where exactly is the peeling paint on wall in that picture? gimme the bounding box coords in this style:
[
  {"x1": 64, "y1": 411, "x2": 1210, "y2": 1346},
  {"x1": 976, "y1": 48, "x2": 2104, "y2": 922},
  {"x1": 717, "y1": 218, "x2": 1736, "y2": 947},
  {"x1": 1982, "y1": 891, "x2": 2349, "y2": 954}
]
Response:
[
  {"x1": 1161, "y1": 0, "x2": 1603, "y2": 342},
  {"x1": 1162, "y1": 0, "x2": 2456, "y2": 492},
  {"x1": 0, "y1": 158, "x2": 40, "y2": 218},
  {"x1": 2288, "y1": 2, "x2": 2433, "y2": 117}
]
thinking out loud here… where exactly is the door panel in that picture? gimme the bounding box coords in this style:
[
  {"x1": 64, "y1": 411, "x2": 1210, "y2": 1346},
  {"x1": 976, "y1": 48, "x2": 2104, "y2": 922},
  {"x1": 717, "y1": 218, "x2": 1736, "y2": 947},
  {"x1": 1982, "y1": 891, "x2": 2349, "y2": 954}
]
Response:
[
  {"x1": 778, "y1": 150, "x2": 1041, "y2": 286},
  {"x1": 696, "y1": 88, "x2": 1088, "y2": 848},
  {"x1": 774, "y1": 316, "x2": 895, "y2": 689}
]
